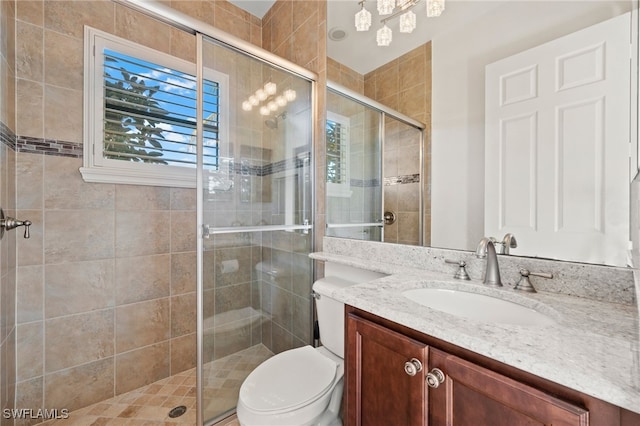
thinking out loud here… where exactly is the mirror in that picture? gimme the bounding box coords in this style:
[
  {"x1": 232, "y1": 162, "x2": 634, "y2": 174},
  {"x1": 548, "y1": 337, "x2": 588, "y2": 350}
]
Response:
[{"x1": 326, "y1": 0, "x2": 638, "y2": 267}]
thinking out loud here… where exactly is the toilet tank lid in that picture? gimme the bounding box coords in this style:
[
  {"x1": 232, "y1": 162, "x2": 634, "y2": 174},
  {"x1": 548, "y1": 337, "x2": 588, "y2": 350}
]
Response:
[{"x1": 239, "y1": 346, "x2": 338, "y2": 413}]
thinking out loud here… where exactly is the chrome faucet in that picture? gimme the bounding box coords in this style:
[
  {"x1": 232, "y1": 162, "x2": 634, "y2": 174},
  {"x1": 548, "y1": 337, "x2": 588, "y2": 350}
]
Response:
[{"x1": 475, "y1": 237, "x2": 503, "y2": 287}]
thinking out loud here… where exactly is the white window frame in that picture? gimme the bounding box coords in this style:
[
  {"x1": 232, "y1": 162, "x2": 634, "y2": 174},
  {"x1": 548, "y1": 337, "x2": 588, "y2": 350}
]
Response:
[
  {"x1": 326, "y1": 111, "x2": 352, "y2": 197},
  {"x1": 81, "y1": 26, "x2": 229, "y2": 188}
]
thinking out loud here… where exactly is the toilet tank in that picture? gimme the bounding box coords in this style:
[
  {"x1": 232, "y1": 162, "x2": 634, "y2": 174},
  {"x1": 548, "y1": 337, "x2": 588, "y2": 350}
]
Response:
[{"x1": 312, "y1": 263, "x2": 386, "y2": 358}]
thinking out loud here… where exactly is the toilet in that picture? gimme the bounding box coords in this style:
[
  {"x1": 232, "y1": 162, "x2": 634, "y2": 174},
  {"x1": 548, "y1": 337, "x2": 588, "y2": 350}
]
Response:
[{"x1": 236, "y1": 263, "x2": 385, "y2": 426}]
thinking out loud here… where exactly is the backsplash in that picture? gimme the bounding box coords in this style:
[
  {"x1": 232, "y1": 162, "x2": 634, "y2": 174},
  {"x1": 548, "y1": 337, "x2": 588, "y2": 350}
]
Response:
[{"x1": 322, "y1": 236, "x2": 637, "y2": 306}]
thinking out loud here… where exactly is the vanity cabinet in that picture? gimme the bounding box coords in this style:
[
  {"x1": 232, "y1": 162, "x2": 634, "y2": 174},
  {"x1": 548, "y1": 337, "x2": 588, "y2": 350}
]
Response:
[{"x1": 345, "y1": 307, "x2": 640, "y2": 426}]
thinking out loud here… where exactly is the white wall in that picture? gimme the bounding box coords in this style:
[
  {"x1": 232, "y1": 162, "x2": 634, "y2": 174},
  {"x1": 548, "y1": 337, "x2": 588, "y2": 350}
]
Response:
[{"x1": 431, "y1": 1, "x2": 633, "y2": 251}]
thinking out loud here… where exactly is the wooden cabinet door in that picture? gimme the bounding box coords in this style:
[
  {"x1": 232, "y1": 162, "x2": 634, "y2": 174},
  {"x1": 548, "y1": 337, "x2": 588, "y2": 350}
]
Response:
[
  {"x1": 346, "y1": 313, "x2": 428, "y2": 426},
  {"x1": 428, "y1": 347, "x2": 589, "y2": 426}
]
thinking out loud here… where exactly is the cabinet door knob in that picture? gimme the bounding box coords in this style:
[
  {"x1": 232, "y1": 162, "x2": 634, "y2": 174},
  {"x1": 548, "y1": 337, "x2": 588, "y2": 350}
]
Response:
[
  {"x1": 426, "y1": 368, "x2": 445, "y2": 388},
  {"x1": 404, "y1": 358, "x2": 423, "y2": 376}
]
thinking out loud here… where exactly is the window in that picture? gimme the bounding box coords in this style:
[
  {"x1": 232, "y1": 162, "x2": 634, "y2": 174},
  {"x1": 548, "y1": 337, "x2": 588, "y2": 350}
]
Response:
[
  {"x1": 326, "y1": 111, "x2": 352, "y2": 197},
  {"x1": 82, "y1": 27, "x2": 228, "y2": 187}
]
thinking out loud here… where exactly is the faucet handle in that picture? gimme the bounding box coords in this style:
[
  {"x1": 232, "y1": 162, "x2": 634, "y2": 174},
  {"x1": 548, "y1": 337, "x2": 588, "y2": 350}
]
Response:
[
  {"x1": 513, "y1": 269, "x2": 553, "y2": 293},
  {"x1": 444, "y1": 259, "x2": 471, "y2": 280}
]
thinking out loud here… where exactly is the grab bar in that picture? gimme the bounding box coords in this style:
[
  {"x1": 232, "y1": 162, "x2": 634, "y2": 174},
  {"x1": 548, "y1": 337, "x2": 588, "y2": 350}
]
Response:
[
  {"x1": 326, "y1": 222, "x2": 383, "y2": 229},
  {"x1": 204, "y1": 224, "x2": 313, "y2": 236}
]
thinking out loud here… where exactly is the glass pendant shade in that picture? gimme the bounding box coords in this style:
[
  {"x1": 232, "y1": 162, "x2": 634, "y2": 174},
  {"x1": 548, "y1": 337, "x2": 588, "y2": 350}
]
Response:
[
  {"x1": 264, "y1": 82, "x2": 277, "y2": 95},
  {"x1": 426, "y1": 0, "x2": 445, "y2": 17},
  {"x1": 376, "y1": 25, "x2": 392, "y2": 46},
  {"x1": 399, "y1": 10, "x2": 416, "y2": 33},
  {"x1": 377, "y1": 0, "x2": 395, "y2": 15},
  {"x1": 355, "y1": 7, "x2": 372, "y2": 31}
]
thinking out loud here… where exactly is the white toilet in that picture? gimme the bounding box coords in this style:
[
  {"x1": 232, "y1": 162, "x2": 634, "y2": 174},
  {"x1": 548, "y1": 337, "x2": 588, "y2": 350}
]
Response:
[{"x1": 236, "y1": 263, "x2": 385, "y2": 426}]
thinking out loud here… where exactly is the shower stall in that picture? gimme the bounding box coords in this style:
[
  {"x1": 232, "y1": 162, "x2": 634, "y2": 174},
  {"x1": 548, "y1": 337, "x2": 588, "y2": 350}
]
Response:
[
  {"x1": 115, "y1": 3, "x2": 317, "y2": 424},
  {"x1": 325, "y1": 82, "x2": 425, "y2": 245},
  {"x1": 196, "y1": 34, "x2": 315, "y2": 424}
]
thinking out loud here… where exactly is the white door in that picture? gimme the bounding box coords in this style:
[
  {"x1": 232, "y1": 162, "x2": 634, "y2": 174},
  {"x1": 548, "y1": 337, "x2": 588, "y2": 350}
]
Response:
[{"x1": 485, "y1": 13, "x2": 632, "y2": 266}]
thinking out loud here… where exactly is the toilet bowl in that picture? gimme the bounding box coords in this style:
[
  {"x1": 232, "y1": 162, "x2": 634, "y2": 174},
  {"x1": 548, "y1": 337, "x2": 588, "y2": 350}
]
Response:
[
  {"x1": 237, "y1": 263, "x2": 387, "y2": 426},
  {"x1": 236, "y1": 345, "x2": 343, "y2": 426}
]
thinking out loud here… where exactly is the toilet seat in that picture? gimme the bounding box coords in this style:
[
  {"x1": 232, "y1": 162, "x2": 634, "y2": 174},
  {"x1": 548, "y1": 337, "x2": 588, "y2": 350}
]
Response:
[{"x1": 239, "y1": 345, "x2": 339, "y2": 415}]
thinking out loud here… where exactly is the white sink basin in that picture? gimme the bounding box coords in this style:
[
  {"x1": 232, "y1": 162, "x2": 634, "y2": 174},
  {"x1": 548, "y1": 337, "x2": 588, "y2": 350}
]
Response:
[{"x1": 402, "y1": 288, "x2": 556, "y2": 326}]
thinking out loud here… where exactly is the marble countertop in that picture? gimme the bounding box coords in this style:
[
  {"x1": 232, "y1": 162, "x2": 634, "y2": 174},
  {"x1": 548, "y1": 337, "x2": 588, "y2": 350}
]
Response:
[{"x1": 310, "y1": 251, "x2": 640, "y2": 415}]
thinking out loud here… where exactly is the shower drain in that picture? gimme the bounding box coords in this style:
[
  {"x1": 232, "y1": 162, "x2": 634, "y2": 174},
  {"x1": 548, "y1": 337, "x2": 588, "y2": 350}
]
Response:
[{"x1": 168, "y1": 405, "x2": 187, "y2": 418}]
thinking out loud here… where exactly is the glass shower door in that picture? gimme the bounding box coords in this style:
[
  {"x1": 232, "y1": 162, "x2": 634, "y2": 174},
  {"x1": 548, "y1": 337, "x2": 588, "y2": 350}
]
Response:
[
  {"x1": 326, "y1": 87, "x2": 383, "y2": 240},
  {"x1": 197, "y1": 35, "x2": 314, "y2": 424}
]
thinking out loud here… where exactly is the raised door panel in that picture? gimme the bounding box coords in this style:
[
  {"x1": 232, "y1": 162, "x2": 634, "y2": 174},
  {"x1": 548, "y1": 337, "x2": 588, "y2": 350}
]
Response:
[
  {"x1": 346, "y1": 313, "x2": 428, "y2": 426},
  {"x1": 429, "y1": 348, "x2": 589, "y2": 426}
]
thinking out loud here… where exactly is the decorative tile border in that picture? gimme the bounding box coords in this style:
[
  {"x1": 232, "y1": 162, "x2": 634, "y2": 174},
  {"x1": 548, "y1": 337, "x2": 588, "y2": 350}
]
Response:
[
  {"x1": 349, "y1": 178, "x2": 381, "y2": 188},
  {"x1": 16, "y1": 136, "x2": 83, "y2": 158},
  {"x1": 384, "y1": 174, "x2": 421, "y2": 186},
  {"x1": 0, "y1": 121, "x2": 16, "y2": 150}
]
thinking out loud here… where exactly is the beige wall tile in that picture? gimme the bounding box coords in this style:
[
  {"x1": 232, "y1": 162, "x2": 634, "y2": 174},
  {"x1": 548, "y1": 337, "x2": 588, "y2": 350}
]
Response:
[
  {"x1": 115, "y1": 185, "x2": 170, "y2": 211},
  {"x1": 170, "y1": 188, "x2": 196, "y2": 211},
  {"x1": 43, "y1": 85, "x2": 82, "y2": 143},
  {"x1": 115, "y1": 342, "x2": 170, "y2": 395},
  {"x1": 16, "y1": 1, "x2": 43, "y2": 26},
  {"x1": 170, "y1": 292, "x2": 196, "y2": 337},
  {"x1": 16, "y1": 322, "x2": 43, "y2": 381},
  {"x1": 44, "y1": 29, "x2": 82, "y2": 90},
  {"x1": 17, "y1": 209, "x2": 43, "y2": 266},
  {"x1": 45, "y1": 358, "x2": 114, "y2": 412},
  {"x1": 45, "y1": 259, "x2": 115, "y2": 318},
  {"x1": 16, "y1": 21, "x2": 43, "y2": 82},
  {"x1": 171, "y1": 251, "x2": 196, "y2": 295},
  {"x1": 15, "y1": 376, "x2": 43, "y2": 414},
  {"x1": 116, "y1": 298, "x2": 170, "y2": 353},
  {"x1": 44, "y1": 156, "x2": 115, "y2": 210},
  {"x1": 44, "y1": 0, "x2": 114, "y2": 39},
  {"x1": 115, "y1": 254, "x2": 170, "y2": 305},
  {"x1": 45, "y1": 309, "x2": 114, "y2": 373},
  {"x1": 170, "y1": 211, "x2": 196, "y2": 253},
  {"x1": 169, "y1": 1, "x2": 216, "y2": 27},
  {"x1": 170, "y1": 333, "x2": 196, "y2": 375},
  {"x1": 17, "y1": 265, "x2": 43, "y2": 324},
  {"x1": 44, "y1": 209, "x2": 115, "y2": 264},
  {"x1": 16, "y1": 78, "x2": 43, "y2": 138},
  {"x1": 115, "y1": 211, "x2": 170, "y2": 258},
  {"x1": 115, "y1": 5, "x2": 171, "y2": 55},
  {"x1": 213, "y1": 4, "x2": 251, "y2": 43},
  {"x1": 170, "y1": 27, "x2": 196, "y2": 64},
  {"x1": 16, "y1": 152, "x2": 43, "y2": 210}
]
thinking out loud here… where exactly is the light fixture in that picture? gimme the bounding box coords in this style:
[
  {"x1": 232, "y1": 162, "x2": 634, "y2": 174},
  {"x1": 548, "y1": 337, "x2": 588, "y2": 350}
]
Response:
[
  {"x1": 399, "y1": 10, "x2": 416, "y2": 33},
  {"x1": 426, "y1": 0, "x2": 445, "y2": 17},
  {"x1": 264, "y1": 82, "x2": 277, "y2": 95},
  {"x1": 355, "y1": 1, "x2": 372, "y2": 31},
  {"x1": 241, "y1": 85, "x2": 297, "y2": 114},
  {"x1": 376, "y1": 24, "x2": 392, "y2": 46},
  {"x1": 256, "y1": 89, "x2": 267, "y2": 101},
  {"x1": 354, "y1": 0, "x2": 444, "y2": 47},
  {"x1": 377, "y1": 0, "x2": 395, "y2": 15},
  {"x1": 284, "y1": 89, "x2": 297, "y2": 101}
]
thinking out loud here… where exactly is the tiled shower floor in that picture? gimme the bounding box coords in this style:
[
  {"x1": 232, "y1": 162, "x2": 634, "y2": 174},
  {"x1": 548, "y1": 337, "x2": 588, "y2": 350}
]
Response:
[{"x1": 38, "y1": 345, "x2": 273, "y2": 426}]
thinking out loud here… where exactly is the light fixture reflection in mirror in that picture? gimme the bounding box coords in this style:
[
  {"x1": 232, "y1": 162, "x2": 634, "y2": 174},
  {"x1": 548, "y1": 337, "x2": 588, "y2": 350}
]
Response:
[{"x1": 327, "y1": 0, "x2": 638, "y2": 267}]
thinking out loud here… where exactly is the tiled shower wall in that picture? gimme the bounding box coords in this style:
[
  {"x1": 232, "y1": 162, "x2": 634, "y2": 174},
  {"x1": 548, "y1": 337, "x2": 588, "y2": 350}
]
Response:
[
  {"x1": 10, "y1": 0, "x2": 328, "y2": 419},
  {"x1": 0, "y1": 0, "x2": 17, "y2": 422},
  {"x1": 327, "y1": 44, "x2": 433, "y2": 246},
  {"x1": 11, "y1": 0, "x2": 261, "y2": 418}
]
